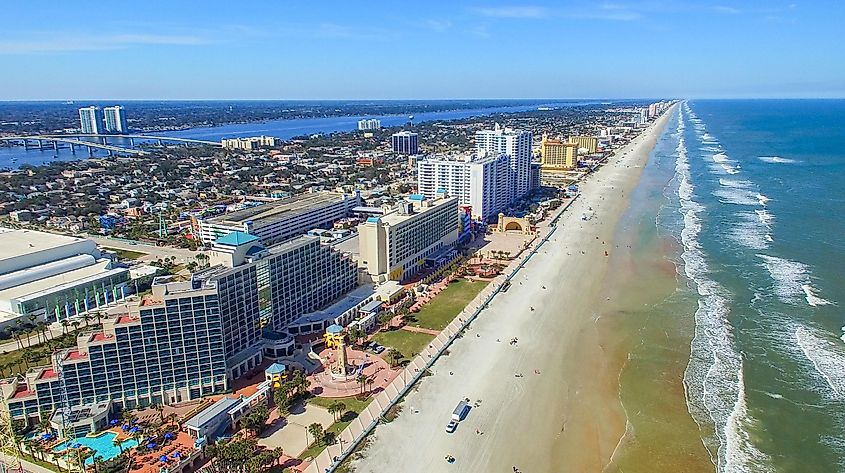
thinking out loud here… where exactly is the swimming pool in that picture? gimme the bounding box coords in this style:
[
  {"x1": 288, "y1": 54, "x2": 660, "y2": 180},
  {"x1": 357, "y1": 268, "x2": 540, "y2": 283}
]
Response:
[{"x1": 53, "y1": 431, "x2": 137, "y2": 465}]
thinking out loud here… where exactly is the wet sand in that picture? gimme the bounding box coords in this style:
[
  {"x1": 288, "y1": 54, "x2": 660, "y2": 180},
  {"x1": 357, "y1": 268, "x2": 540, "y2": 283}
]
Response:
[{"x1": 351, "y1": 106, "x2": 677, "y2": 473}]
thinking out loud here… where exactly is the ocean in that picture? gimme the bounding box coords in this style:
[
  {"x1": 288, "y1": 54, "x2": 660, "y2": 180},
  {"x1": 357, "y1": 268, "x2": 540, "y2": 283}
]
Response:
[{"x1": 603, "y1": 100, "x2": 845, "y2": 473}]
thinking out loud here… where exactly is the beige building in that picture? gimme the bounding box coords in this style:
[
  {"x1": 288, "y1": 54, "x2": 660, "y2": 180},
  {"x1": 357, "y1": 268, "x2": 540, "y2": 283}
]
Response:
[
  {"x1": 358, "y1": 195, "x2": 459, "y2": 282},
  {"x1": 540, "y1": 135, "x2": 579, "y2": 170},
  {"x1": 567, "y1": 135, "x2": 598, "y2": 154},
  {"x1": 222, "y1": 135, "x2": 276, "y2": 150}
]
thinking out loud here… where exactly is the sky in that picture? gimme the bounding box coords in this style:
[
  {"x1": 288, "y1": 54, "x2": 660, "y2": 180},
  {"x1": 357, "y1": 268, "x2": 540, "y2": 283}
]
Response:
[{"x1": 1, "y1": 1, "x2": 843, "y2": 100}]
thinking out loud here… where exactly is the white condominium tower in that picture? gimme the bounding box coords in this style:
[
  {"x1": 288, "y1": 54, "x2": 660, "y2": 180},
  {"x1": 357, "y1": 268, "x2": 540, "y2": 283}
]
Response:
[
  {"x1": 78, "y1": 106, "x2": 104, "y2": 134},
  {"x1": 417, "y1": 153, "x2": 510, "y2": 222},
  {"x1": 103, "y1": 106, "x2": 128, "y2": 133},
  {"x1": 475, "y1": 124, "x2": 532, "y2": 201}
]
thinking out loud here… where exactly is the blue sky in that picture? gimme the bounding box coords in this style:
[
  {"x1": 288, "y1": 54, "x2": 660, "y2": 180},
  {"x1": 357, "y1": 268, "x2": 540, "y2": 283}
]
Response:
[{"x1": 1, "y1": 1, "x2": 843, "y2": 100}]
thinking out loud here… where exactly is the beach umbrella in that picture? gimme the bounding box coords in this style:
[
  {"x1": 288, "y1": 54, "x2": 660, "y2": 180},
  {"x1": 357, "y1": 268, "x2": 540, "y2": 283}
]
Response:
[
  {"x1": 121, "y1": 424, "x2": 129, "y2": 431},
  {"x1": 172, "y1": 452, "x2": 180, "y2": 458},
  {"x1": 73, "y1": 443, "x2": 82, "y2": 449},
  {"x1": 159, "y1": 456, "x2": 168, "y2": 463},
  {"x1": 130, "y1": 426, "x2": 140, "y2": 433},
  {"x1": 147, "y1": 443, "x2": 157, "y2": 449},
  {"x1": 41, "y1": 433, "x2": 51, "y2": 440},
  {"x1": 110, "y1": 419, "x2": 119, "y2": 425},
  {"x1": 163, "y1": 433, "x2": 174, "y2": 440}
]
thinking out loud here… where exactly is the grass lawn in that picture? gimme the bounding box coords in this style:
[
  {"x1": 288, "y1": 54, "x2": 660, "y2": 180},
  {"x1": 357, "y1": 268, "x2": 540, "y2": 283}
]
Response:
[
  {"x1": 104, "y1": 247, "x2": 147, "y2": 260},
  {"x1": 410, "y1": 279, "x2": 488, "y2": 331},
  {"x1": 299, "y1": 395, "x2": 373, "y2": 461},
  {"x1": 372, "y1": 329, "x2": 434, "y2": 360}
]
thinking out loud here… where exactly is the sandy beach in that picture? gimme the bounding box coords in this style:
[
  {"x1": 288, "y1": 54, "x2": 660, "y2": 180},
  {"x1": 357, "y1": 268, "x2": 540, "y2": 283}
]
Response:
[{"x1": 351, "y1": 105, "x2": 677, "y2": 473}]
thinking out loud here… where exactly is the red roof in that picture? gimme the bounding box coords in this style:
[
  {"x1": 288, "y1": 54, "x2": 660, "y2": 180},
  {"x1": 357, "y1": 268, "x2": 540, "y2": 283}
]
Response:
[
  {"x1": 65, "y1": 350, "x2": 88, "y2": 361},
  {"x1": 91, "y1": 332, "x2": 113, "y2": 342},
  {"x1": 12, "y1": 387, "x2": 35, "y2": 399},
  {"x1": 38, "y1": 368, "x2": 58, "y2": 380},
  {"x1": 116, "y1": 315, "x2": 135, "y2": 324}
]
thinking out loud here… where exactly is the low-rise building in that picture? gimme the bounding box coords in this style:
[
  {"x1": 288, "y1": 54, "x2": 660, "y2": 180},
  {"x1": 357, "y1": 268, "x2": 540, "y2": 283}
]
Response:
[
  {"x1": 197, "y1": 191, "x2": 362, "y2": 246},
  {"x1": 0, "y1": 228, "x2": 130, "y2": 328}
]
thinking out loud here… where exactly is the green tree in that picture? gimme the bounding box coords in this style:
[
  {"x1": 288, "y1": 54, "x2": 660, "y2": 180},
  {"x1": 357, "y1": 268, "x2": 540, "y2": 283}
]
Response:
[
  {"x1": 327, "y1": 400, "x2": 346, "y2": 422},
  {"x1": 307, "y1": 423, "x2": 325, "y2": 447},
  {"x1": 386, "y1": 348, "x2": 404, "y2": 368}
]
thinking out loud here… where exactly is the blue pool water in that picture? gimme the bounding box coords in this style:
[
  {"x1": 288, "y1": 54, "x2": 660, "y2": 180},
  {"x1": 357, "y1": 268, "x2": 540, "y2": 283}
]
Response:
[{"x1": 54, "y1": 431, "x2": 138, "y2": 465}]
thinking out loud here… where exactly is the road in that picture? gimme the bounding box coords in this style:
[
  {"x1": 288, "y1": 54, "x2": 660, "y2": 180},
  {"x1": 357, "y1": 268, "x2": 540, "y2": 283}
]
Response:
[{"x1": 84, "y1": 235, "x2": 204, "y2": 264}]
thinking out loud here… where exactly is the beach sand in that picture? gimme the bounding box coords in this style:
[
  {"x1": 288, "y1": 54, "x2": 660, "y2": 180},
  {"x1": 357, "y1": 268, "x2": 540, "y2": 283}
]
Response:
[{"x1": 350, "y1": 106, "x2": 678, "y2": 473}]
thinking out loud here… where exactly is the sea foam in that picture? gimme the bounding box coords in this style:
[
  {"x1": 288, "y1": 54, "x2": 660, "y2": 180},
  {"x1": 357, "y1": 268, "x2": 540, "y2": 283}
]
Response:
[
  {"x1": 757, "y1": 254, "x2": 833, "y2": 306},
  {"x1": 676, "y1": 104, "x2": 770, "y2": 472},
  {"x1": 758, "y1": 156, "x2": 798, "y2": 164},
  {"x1": 796, "y1": 325, "x2": 845, "y2": 399}
]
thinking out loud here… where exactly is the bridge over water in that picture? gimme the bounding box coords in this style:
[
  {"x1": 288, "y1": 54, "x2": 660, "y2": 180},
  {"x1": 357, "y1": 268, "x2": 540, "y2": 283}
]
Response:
[{"x1": 0, "y1": 133, "x2": 221, "y2": 157}]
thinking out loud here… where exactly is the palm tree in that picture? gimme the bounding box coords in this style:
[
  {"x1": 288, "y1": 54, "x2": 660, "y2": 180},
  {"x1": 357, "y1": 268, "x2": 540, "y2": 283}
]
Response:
[
  {"x1": 356, "y1": 373, "x2": 367, "y2": 396},
  {"x1": 386, "y1": 348, "x2": 403, "y2": 368},
  {"x1": 113, "y1": 437, "x2": 124, "y2": 457},
  {"x1": 327, "y1": 401, "x2": 346, "y2": 423},
  {"x1": 306, "y1": 423, "x2": 324, "y2": 447},
  {"x1": 60, "y1": 319, "x2": 70, "y2": 335}
]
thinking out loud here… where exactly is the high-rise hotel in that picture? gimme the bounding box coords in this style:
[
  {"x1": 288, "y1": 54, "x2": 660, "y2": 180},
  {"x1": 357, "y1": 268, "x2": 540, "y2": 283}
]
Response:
[
  {"x1": 417, "y1": 154, "x2": 510, "y2": 222},
  {"x1": 475, "y1": 124, "x2": 532, "y2": 201},
  {"x1": 1, "y1": 232, "x2": 358, "y2": 425}
]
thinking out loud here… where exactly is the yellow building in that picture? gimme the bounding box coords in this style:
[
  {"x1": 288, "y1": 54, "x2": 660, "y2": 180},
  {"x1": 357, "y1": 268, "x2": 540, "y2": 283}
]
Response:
[
  {"x1": 567, "y1": 135, "x2": 598, "y2": 154},
  {"x1": 540, "y1": 135, "x2": 579, "y2": 170}
]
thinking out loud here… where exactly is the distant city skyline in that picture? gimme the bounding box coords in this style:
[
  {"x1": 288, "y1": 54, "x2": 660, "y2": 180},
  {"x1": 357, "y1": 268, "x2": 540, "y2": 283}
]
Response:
[{"x1": 1, "y1": 1, "x2": 843, "y2": 100}]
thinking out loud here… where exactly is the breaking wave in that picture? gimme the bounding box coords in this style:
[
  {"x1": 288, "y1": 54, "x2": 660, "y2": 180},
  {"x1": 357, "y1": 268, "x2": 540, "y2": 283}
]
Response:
[{"x1": 678, "y1": 103, "x2": 771, "y2": 472}]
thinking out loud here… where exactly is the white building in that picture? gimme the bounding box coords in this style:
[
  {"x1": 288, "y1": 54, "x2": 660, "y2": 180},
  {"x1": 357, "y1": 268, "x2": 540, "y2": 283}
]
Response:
[
  {"x1": 417, "y1": 153, "x2": 510, "y2": 222},
  {"x1": 357, "y1": 119, "x2": 381, "y2": 131},
  {"x1": 358, "y1": 195, "x2": 459, "y2": 282},
  {"x1": 0, "y1": 228, "x2": 130, "y2": 328},
  {"x1": 78, "y1": 107, "x2": 104, "y2": 134},
  {"x1": 103, "y1": 106, "x2": 128, "y2": 133},
  {"x1": 197, "y1": 191, "x2": 362, "y2": 246},
  {"x1": 475, "y1": 124, "x2": 532, "y2": 201},
  {"x1": 221, "y1": 136, "x2": 276, "y2": 150}
]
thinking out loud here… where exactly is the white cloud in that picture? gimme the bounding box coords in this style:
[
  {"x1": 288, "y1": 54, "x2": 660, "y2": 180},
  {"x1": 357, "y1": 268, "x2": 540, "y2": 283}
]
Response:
[
  {"x1": 0, "y1": 32, "x2": 210, "y2": 54},
  {"x1": 425, "y1": 19, "x2": 453, "y2": 32},
  {"x1": 473, "y1": 6, "x2": 548, "y2": 18},
  {"x1": 714, "y1": 5, "x2": 741, "y2": 14}
]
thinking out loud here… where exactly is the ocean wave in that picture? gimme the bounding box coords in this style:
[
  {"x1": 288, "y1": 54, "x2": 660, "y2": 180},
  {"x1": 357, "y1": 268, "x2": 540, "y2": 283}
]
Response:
[
  {"x1": 758, "y1": 156, "x2": 798, "y2": 164},
  {"x1": 756, "y1": 194, "x2": 769, "y2": 206},
  {"x1": 728, "y1": 213, "x2": 770, "y2": 250},
  {"x1": 755, "y1": 209, "x2": 774, "y2": 225},
  {"x1": 756, "y1": 254, "x2": 833, "y2": 306},
  {"x1": 796, "y1": 325, "x2": 845, "y2": 399},
  {"x1": 713, "y1": 188, "x2": 762, "y2": 206},
  {"x1": 677, "y1": 104, "x2": 770, "y2": 472},
  {"x1": 719, "y1": 178, "x2": 753, "y2": 189}
]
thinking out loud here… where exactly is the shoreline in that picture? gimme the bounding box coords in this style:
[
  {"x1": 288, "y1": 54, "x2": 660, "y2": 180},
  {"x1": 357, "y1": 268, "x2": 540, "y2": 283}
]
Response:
[{"x1": 350, "y1": 105, "x2": 678, "y2": 473}]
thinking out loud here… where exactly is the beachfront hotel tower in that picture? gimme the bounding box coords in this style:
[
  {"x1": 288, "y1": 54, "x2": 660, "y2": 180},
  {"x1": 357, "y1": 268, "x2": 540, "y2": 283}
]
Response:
[
  {"x1": 540, "y1": 135, "x2": 579, "y2": 170},
  {"x1": 0, "y1": 232, "x2": 358, "y2": 428},
  {"x1": 358, "y1": 195, "x2": 459, "y2": 282},
  {"x1": 417, "y1": 154, "x2": 510, "y2": 222},
  {"x1": 103, "y1": 106, "x2": 128, "y2": 133},
  {"x1": 475, "y1": 124, "x2": 532, "y2": 201},
  {"x1": 78, "y1": 106, "x2": 104, "y2": 134}
]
